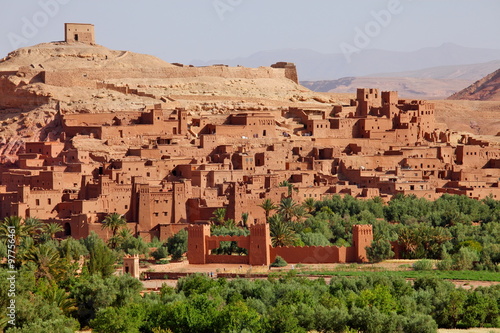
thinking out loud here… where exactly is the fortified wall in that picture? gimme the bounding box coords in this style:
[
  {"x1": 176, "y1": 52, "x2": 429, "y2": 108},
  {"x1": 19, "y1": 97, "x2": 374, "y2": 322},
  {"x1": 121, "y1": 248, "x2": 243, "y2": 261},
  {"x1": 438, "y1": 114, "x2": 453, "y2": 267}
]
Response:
[
  {"x1": 41, "y1": 63, "x2": 298, "y2": 88},
  {"x1": 187, "y1": 223, "x2": 373, "y2": 265}
]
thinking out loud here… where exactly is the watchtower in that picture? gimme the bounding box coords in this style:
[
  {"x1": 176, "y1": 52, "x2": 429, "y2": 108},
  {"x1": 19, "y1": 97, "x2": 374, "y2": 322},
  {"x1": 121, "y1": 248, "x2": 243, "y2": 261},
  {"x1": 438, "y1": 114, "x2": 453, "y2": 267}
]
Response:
[
  {"x1": 352, "y1": 224, "x2": 373, "y2": 262},
  {"x1": 123, "y1": 255, "x2": 140, "y2": 278},
  {"x1": 249, "y1": 223, "x2": 271, "y2": 265},
  {"x1": 187, "y1": 224, "x2": 210, "y2": 264},
  {"x1": 65, "y1": 23, "x2": 95, "y2": 44}
]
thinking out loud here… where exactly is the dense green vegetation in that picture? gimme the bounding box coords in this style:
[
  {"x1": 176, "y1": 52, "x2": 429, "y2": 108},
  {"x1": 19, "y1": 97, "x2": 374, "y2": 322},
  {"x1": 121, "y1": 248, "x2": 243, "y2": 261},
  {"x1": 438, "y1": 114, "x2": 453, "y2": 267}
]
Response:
[
  {"x1": 0, "y1": 193, "x2": 499, "y2": 331},
  {"x1": 2, "y1": 262, "x2": 499, "y2": 332},
  {"x1": 263, "y1": 194, "x2": 500, "y2": 271}
]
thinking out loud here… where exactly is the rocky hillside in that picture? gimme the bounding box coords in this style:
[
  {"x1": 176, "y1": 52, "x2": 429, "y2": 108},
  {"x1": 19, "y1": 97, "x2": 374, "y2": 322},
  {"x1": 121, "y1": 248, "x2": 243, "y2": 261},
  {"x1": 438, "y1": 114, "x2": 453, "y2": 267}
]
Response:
[
  {"x1": 448, "y1": 68, "x2": 500, "y2": 101},
  {"x1": 0, "y1": 42, "x2": 333, "y2": 162},
  {"x1": 0, "y1": 42, "x2": 176, "y2": 71}
]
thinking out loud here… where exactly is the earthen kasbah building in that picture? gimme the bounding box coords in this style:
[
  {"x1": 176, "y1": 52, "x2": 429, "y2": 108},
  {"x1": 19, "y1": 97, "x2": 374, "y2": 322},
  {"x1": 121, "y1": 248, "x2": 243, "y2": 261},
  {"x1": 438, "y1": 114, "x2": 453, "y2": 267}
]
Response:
[{"x1": 0, "y1": 24, "x2": 499, "y2": 253}]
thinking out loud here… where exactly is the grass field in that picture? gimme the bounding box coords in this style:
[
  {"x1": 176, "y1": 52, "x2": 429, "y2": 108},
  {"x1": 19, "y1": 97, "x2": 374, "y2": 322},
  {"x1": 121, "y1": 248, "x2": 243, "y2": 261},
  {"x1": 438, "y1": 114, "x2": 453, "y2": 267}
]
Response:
[
  {"x1": 438, "y1": 329, "x2": 500, "y2": 333},
  {"x1": 285, "y1": 269, "x2": 500, "y2": 282}
]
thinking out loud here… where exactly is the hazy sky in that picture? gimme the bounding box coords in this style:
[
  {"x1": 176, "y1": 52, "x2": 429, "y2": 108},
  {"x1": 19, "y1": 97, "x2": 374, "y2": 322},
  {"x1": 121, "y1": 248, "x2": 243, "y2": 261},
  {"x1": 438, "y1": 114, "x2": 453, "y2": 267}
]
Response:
[{"x1": 1, "y1": 0, "x2": 500, "y2": 64}]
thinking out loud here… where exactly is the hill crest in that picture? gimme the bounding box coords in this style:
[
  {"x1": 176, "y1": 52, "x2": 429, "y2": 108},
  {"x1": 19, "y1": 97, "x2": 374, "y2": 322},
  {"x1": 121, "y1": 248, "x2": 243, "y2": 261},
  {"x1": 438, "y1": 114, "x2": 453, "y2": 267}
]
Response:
[{"x1": 448, "y1": 68, "x2": 500, "y2": 101}]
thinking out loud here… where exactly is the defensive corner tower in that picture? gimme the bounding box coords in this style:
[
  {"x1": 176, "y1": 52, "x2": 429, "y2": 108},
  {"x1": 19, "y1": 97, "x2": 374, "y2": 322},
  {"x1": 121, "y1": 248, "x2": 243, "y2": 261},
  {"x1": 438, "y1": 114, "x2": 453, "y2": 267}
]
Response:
[{"x1": 65, "y1": 23, "x2": 95, "y2": 44}]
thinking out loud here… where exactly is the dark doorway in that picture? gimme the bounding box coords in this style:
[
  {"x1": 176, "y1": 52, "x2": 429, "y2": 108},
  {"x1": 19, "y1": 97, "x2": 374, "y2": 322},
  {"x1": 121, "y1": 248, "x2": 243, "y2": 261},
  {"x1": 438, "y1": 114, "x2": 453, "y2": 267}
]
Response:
[
  {"x1": 74, "y1": 34, "x2": 79, "y2": 41},
  {"x1": 64, "y1": 223, "x2": 71, "y2": 236}
]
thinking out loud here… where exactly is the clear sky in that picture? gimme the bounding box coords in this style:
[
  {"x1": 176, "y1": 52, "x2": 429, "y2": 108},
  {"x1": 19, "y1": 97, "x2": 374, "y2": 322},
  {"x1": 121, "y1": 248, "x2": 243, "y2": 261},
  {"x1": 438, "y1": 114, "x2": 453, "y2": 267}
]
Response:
[{"x1": 1, "y1": 0, "x2": 500, "y2": 63}]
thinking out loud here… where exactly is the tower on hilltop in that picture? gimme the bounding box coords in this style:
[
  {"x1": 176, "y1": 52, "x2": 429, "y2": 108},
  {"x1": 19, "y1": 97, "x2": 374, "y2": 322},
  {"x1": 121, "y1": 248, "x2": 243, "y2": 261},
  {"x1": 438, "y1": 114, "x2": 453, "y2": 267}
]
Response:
[{"x1": 65, "y1": 23, "x2": 95, "y2": 44}]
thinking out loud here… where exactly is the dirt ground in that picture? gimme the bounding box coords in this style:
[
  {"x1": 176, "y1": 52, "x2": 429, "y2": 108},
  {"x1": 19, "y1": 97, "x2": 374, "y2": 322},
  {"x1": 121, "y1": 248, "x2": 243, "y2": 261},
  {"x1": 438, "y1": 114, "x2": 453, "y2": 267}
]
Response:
[{"x1": 139, "y1": 260, "x2": 500, "y2": 290}]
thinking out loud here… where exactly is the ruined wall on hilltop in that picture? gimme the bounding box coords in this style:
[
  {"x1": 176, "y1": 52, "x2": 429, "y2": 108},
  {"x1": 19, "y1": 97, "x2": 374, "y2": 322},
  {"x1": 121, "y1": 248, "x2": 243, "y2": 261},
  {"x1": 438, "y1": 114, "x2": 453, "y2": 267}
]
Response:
[
  {"x1": 0, "y1": 73, "x2": 51, "y2": 110},
  {"x1": 42, "y1": 64, "x2": 296, "y2": 88}
]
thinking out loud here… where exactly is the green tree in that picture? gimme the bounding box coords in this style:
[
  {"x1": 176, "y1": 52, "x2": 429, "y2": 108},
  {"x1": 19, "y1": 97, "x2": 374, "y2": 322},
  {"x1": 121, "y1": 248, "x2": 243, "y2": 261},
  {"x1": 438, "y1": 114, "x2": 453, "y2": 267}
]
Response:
[
  {"x1": 269, "y1": 214, "x2": 297, "y2": 247},
  {"x1": 452, "y1": 247, "x2": 479, "y2": 270},
  {"x1": 58, "y1": 237, "x2": 89, "y2": 261},
  {"x1": 303, "y1": 198, "x2": 317, "y2": 214},
  {"x1": 120, "y1": 235, "x2": 149, "y2": 257},
  {"x1": 82, "y1": 232, "x2": 116, "y2": 277},
  {"x1": 71, "y1": 274, "x2": 142, "y2": 328},
  {"x1": 241, "y1": 212, "x2": 249, "y2": 228},
  {"x1": 44, "y1": 223, "x2": 64, "y2": 240},
  {"x1": 278, "y1": 197, "x2": 299, "y2": 222},
  {"x1": 44, "y1": 287, "x2": 77, "y2": 316},
  {"x1": 151, "y1": 246, "x2": 169, "y2": 261},
  {"x1": 216, "y1": 300, "x2": 262, "y2": 332},
  {"x1": 101, "y1": 213, "x2": 127, "y2": 248},
  {"x1": 210, "y1": 208, "x2": 226, "y2": 226},
  {"x1": 167, "y1": 229, "x2": 188, "y2": 261},
  {"x1": 24, "y1": 243, "x2": 68, "y2": 283},
  {"x1": 0, "y1": 216, "x2": 29, "y2": 247},
  {"x1": 91, "y1": 303, "x2": 146, "y2": 333},
  {"x1": 259, "y1": 199, "x2": 278, "y2": 223},
  {"x1": 24, "y1": 217, "x2": 45, "y2": 239},
  {"x1": 366, "y1": 239, "x2": 394, "y2": 263},
  {"x1": 279, "y1": 180, "x2": 297, "y2": 197}
]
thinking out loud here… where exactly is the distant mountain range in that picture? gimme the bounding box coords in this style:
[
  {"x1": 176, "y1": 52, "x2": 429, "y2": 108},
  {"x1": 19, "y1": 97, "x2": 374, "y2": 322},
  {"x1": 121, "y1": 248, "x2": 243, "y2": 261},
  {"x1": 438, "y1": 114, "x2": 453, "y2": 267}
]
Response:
[
  {"x1": 192, "y1": 43, "x2": 500, "y2": 81},
  {"x1": 366, "y1": 60, "x2": 500, "y2": 81},
  {"x1": 301, "y1": 77, "x2": 471, "y2": 100},
  {"x1": 300, "y1": 61, "x2": 500, "y2": 100}
]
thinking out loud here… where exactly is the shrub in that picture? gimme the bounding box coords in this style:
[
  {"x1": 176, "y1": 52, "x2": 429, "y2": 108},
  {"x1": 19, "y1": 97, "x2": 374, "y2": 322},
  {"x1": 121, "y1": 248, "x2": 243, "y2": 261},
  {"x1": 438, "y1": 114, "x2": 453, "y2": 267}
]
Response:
[
  {"x1": 270, "y1": 256, "x2": 288, "y2": 267},
  {"x1": 413, "y1": 259, "x2": 433, "y2": 271},
  {"x1": 452, "y1": 247, "x2": 479, "y2": 270},
  {"x1": 151, "y1": 246, "x2": 169, "y2": 260},
  {"x1": 167, "y1": 229, "x2": 188, "y2": 261},
  {"x1": 366, "y1": 239, "x2": 394, "y2": 263},
  {"x1": 436, "y1": 252, "x2": 453, "y2": 271}
]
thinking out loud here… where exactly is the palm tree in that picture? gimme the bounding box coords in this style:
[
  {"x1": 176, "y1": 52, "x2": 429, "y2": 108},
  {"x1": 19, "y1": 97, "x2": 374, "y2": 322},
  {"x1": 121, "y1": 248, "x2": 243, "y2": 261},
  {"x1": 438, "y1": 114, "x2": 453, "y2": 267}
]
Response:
[
  {"x1": 101, "y1": 213, "x2": 127, "y2": 248},
  {"x1": 240, "y1": 212, "x2": 249, "y2": 228},
  {"x1": 108, "y1": 228, "x2": 133, "y2": 250},
  {"x1": 303, "y1": 198, "x2": 317, "y2": 214},
  {"x1": 224, "y1": 218, "x2": 237, "y2": 229},
  {"x1": 24, "y1": 243, "x2": 66, "y2": 282},
  {"x1": 279, "y1": 180, "x2": 297, "y2": 197},
  {"x1": 102, "y1": 213, "x2": 127, "y2": 236},
  {"x1": 278, "y1": 197, "x2": 299, "y2": 222},
  {"x1": 210, "y1": 208, "x2": 226, "y2": 226},
  {"x1": 0, "y1": 216, "x2": 29, "y2": 247},
  {"x1": 44, "y1": 288, "x2": 77, "y2": 316},
  {"x1": 44, "y1": 223, "x2": 64, "y2": 240},
  {"x1": 269, "y1": 214, "x2": 296, "y2": 247},
  {"x1": 24, "y1": 217, "x2": 44, "y2": 238},
  {"x1": 293, "y1": 205, "x2": 308, "y2": 223},
  {"x1": 259, "y1": 199, "x2": 277, "y2": 223}
]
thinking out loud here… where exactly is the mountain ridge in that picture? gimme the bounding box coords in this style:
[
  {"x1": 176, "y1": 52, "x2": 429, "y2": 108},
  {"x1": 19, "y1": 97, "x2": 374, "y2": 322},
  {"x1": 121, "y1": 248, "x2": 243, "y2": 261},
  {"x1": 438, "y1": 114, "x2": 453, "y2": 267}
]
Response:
[
  {"x1": 192, "y1": 44, "x2": 500, "y2": 81},
  {"x1": 448, "y1": 68, "x2": 500, "y2": 101}
]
